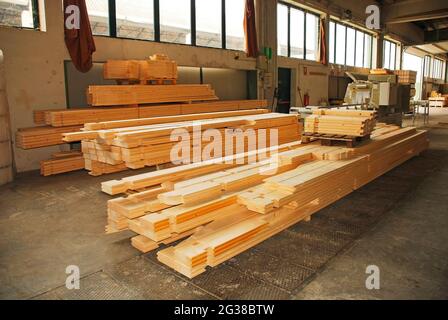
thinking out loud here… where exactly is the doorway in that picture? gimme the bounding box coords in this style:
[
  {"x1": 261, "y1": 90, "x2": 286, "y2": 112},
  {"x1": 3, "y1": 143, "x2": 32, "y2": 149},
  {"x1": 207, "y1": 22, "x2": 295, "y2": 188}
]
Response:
[{"x1": 277, "y1": 68, "x2": 291, "y2": 113}]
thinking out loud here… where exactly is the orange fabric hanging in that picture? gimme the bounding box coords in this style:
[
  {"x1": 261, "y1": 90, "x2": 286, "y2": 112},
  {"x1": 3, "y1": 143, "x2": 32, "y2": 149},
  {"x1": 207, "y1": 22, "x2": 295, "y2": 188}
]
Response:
[
  {"x1": 63, "y1": 0, "x2": 96, "y2": 73},
  {"x1": 319, "y1": 18, "x2": 327, "y2": 65},
  {"x1": 244, "y1": 0, "x2": 258, "y2": 58}
]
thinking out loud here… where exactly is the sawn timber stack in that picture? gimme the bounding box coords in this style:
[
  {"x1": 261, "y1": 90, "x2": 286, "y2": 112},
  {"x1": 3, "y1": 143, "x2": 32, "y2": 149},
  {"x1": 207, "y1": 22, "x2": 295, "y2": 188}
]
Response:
[
  {"x1": 100, "y1": 124, "x2": 429, "y2": 278},
  {"x1": 87, "y1": 84, "x2": 218, "y2": 107},
  {"x1": 63, "y1": 111, "x2": 301, "y2": 176}
]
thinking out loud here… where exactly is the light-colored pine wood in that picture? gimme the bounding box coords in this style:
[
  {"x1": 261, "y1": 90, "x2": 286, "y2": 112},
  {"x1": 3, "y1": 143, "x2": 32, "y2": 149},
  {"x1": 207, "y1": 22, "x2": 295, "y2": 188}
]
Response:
[{"x1": 87, "y1": 84, "x2": 218, "y2": 107}]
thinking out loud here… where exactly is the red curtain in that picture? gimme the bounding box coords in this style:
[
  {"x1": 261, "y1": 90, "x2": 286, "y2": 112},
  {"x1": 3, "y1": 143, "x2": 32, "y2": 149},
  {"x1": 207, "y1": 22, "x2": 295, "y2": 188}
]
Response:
[
  {"x1": 319, "y1": 18, "x2": 327, "y2": 65},
  {"x1": 244, "y1": 0, "x2": 258, "y2": 58},
  {"x1": 63, "y1": 0, "x2": 96, "y2": 73}
]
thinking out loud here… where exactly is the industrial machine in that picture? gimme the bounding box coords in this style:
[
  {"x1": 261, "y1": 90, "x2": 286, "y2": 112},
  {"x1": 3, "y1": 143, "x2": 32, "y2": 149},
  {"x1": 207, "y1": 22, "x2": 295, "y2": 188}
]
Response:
[{"x1": 343, "y1": 72, "x2": 410, "y2": 126}]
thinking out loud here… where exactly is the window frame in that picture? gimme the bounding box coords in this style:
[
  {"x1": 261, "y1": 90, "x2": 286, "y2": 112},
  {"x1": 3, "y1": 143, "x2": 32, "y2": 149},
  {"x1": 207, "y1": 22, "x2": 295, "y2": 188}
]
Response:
[
  {"x1": 424, "y1": 56, "x2": 432, "y2": 78},
  {"x1": 0, "y1": 0, "x2": 40, "y2": 30},
  {"x1": 87, "y1": 0, "x2": 246, "y2": 51},
  {"x1": 433, "y1": 58, "x2": 444, "y2": 79},
  {"x1": 277, "y1": 1, "x2": 321, "y2": 62},
  {"x1": 383, "y1": 39, "x2": 398, "y2": 70},
  {"x1": 328, "y1": 19, "x2": 374, "y2": 69}
]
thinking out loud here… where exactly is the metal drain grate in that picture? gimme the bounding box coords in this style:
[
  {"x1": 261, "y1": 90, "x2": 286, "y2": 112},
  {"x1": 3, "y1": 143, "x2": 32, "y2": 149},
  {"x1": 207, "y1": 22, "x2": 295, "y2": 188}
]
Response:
[
  {"x1": 107, "y1": 256, "x2": 215, "y2": 300},
  {"x1": 226, "y1": 249, "x2": 314, "y2": 292},
  {"x1": 46, "y1": 272, "x2": 143, "y2": 300},
  {"x1": 190, "y1": 263, "x2": 291, "y2": 300}
]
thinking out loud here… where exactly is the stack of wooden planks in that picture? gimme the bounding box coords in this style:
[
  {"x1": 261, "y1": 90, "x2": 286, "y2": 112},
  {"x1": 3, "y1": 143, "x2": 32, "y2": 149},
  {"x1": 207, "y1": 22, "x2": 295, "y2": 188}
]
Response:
[
  {"x1": 87, "y1": 84, "x2": 218, "y2": 107},
  {"x1": 40, "y1": 151, "x2": 84, "y2": 176},
  {"x1": 16, "y1": 125, "x2": 83, "y2": 149},
  {"x1": 393, "y1": 70, "x2": 417, "y2": 84},
  {"x1": 17, "y1": 101, "x2": 268, "y2": 150},
  {"x1": 63, "y1": 111, "x2": 301, "y2": 176},
  {"x1": 41, "y1": 100, "x2": 268, "y2": 127},
  {"x1": 100, "y1": 124, "x2": 429, "y2": 278},
  {"x1": 304, "y1": 109, "x2": 377, "y2": 137},
  {"x1": 104, "y1": 54, "x2": 178, "y2": 85}
]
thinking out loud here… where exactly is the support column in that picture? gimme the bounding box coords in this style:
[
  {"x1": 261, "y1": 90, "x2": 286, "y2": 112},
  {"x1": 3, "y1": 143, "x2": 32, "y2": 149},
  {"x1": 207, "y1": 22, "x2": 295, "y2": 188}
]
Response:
[{"x1": 256, "y1": 0, "x2": 278, "y2": 108}]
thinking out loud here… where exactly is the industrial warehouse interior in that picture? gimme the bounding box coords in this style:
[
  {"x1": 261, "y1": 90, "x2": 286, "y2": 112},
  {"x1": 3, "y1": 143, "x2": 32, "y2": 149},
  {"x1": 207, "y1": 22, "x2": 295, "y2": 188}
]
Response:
[{"x1": 0, "y1": 0, "x2": 447, "y2": 305}]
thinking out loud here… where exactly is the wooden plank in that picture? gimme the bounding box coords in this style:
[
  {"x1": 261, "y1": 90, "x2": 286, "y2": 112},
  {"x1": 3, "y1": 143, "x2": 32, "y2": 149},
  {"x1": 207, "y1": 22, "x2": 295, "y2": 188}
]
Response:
[{"x1": 87, "y1": 85, "x2": 218, "y2": 107}]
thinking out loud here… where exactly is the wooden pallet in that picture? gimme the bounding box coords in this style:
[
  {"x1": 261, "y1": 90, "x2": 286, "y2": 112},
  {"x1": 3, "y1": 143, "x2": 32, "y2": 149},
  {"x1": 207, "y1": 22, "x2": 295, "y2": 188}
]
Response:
[{"x1": 302, "y1": 133, "x2": 371, "y2": 148}]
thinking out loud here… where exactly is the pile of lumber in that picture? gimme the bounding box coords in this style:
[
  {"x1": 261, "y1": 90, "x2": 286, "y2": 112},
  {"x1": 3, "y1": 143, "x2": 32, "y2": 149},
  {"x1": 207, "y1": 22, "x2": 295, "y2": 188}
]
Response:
[
  {"x1": 104, "y1": 54, "x2": 178, "y2": 85},
  {"x1": 429, "y1": 95, "x2": 448, "y2": 108},
  {"x1": 63, "y1": 111, "x2": 301, "y2": 176},
  {"x1": 16, "y1": 125, "x2": 83, "y2": 149},
  {"x1": 16, "y1": 54, "x2": 267, "y2": 177},
  {"x1": 370, "y1": 69, "x2": 393, "y2": 75},
  {"x1": 40, "y1": 151, "x2": 84, "y2": 176},
  {"x1": 100, "y1": 124, "x2": 429, "y2": 278},
  {"x1": 19, "y1": 100, "x2": 267, "y2": 150},
  {"x1": 87, "y1": 85, "x2": 218, "y2": 107},
  {"x1": 393, "y1": 70, "x2": 417, "y2": 84},
  {"x1": 40, "y1": 100, "x2": 267, "y2": 127},
  {"x1": 304, "y1": 109, "x2": 377, "y2": 137}
]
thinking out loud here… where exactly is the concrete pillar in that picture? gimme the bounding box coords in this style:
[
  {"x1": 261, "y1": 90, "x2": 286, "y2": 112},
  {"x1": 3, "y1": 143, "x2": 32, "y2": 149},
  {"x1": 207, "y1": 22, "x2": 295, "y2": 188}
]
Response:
[
  {"x1": 376, "y1": 33, "x2": 384, "y2": 69},
  {"x1": 256, "y1": 0, "x2": 278, "y2": 108},
  {"x1": 0, "y1": 50, "x2": 14, "y2": 185}
]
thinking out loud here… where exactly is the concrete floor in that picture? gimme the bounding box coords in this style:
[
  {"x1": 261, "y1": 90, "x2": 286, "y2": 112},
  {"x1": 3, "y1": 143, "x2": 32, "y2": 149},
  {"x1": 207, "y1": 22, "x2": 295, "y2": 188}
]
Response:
[{"x1": 0, "y1": 109, "x2": 447, "y2": 300}]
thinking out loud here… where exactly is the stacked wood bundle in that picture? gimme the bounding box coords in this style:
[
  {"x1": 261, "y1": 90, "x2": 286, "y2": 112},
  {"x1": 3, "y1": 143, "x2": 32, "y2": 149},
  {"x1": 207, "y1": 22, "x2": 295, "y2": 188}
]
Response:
[
  {"x1": 100, "y1": 125, "x2": 429, "y2": 277},
  {"x1": 104, "y1": 54, "x2": 178, "y2": 85},
  {"x1": 87, "y1": 84, "x2": 218, "y2": 107},
  {"x1": 393, "y1": 70, "x2": 417, "y2": 84},
  {"x1": 16, "y1": 125, "x2": 82, "y2": 149},
  {"x1": 41, "y1": 100, "x2": 267, "y2": 127},
  {"x1": 304, "y1": 109, "x2": 377, "y2": 137},
  {"x1": 40, "y1": 151, "x2": 84, "y2": 176},
  {"x1": 429, "y1": 95, "x2": 448, "y2": 108},
  {"x1": 370, "y1": 69, "x2": 393, "y2": 75},
  {"x1": 63, "y1": 112, "x2": 301, "y2": 176}
]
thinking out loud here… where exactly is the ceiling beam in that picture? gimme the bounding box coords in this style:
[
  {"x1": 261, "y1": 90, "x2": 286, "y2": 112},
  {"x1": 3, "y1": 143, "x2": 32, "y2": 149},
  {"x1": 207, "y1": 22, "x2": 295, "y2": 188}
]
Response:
[
  {"x1": 425, "y1": 28, "x2": 448, "y2": 43},
  {"x1": 383, "y1": 0, "x2": 448, "y2": 24}
]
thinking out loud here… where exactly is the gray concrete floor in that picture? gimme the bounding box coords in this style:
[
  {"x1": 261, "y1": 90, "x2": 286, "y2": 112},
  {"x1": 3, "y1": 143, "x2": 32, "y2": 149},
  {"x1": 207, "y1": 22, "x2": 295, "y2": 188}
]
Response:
[{"x1": 0, "y1": 109, "x2": 447, "y2": 300}]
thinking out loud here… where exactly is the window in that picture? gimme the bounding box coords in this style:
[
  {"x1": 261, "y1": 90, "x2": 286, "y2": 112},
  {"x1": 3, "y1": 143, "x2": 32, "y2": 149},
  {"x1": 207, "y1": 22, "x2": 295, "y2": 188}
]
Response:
[
  {"x1": 403, "y1": 52, "x2": 423, "y2": 100},
  {"x1": 364, "y1": 34, "x2": 372, "y2": 68},
  {"x1": 116, "y1": 0, "x2": 154, "y2": 40},
  {"x1": 0, "y1": 0, "x2": 39, "y2": 29},
  {"x1": 277, "y1": 3, "x2": 288, "y2": 56},
  {"x1": 290, "y1": 8, "x2": 304, "y2": 58},
  {"x1": 160, "y1": 0, "x2": 191, "y2": 44},
  {"x1": 346, "y1": 27, "x2": 355, "y2": 66},
  {"x1": 383, "y1": 39, "x2": 398, "y2": 70},
  {"x1": 424, "y1": 56, "x2": 432, "y2": 77},
  {"x1": 433, "y1": 58, "x2": 444, "y2": 79},
  {"x1": 355, "y1": 31, "x2": 364, "y2": 67},
  {"x1": 329, "y1": 21, "x2": 335, "y2": 64},
  {"x1": 329, "y1": 19, "x2": 373, "y2": 68},
  {"x1": 335, "y1": 23, "x2": 345, "y2": 65},
  {"x1": 196, "y1": 0, "x2": 221, "y2": 48},
  {"x1": 86, "y1": 0, "x2": 109, "y2": 36},
  {"x1": 277, "y1": 2, "x2": 320, "y2": 61},
  {"x1": 85, "y1": 1, "x2": 246, "y2": 51},
  {"x1": 225, "y1": 0, "x2": 245, "y2": 51},
  {"x1": 305, "y1": 12, "x2": 319, "y2": 60}
]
